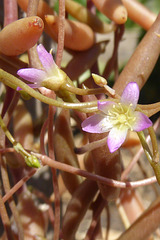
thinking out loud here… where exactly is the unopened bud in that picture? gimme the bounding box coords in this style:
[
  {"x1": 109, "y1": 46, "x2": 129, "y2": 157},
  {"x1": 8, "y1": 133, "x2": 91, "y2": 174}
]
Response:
[{"x1": 92, "y1": 73, "x2": 107, "y2": 87}]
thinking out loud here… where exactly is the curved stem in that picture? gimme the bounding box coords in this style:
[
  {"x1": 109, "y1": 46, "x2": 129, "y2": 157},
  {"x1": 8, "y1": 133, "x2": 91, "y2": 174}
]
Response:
[
  {"x1": 1, "y1": 69, "x2": 159, "y2": 115},
  {"x1": 32, "y1": 152, "x2": 157, "y2": 189},
  {"x1": 0, "y1": 114, "x2": 40, "y2": 168},
  {"x1": 0, "y1": 69, "x2": 100, "y2": 111}
]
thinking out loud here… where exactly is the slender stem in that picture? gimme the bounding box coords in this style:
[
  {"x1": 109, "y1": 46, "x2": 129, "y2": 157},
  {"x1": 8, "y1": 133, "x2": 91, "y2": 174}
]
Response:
[
  {"x1": 84, "y1": 194, "x2": 105, "y2": 240},
  {"x1": 1, "y1": 157, "x2": 24, "y2": 240},
  {"x1": 0, "y1": 114, "x2": 40, "y2": 168},
  {"x1": 63, "y1": 82, "x2": 107, "y2": 95},
  {"x1": 0, "y1": 69, "x2": 99, "y2": 111},
  {"x1": 148, "y1": 126, "x2": 159, "y2": 163},
  {"x1": 3, "y1": 169, "x2": 36, "y2": 203},
  {"x1": 0, "y1": 193, "x2": 14, "y2": 240},
  {"x1": 48, "y1": 106, "x2": 60, "y2": 240},
  {"x1": 3, "y1": 92, "x2": 20, "y2": 126},
  {"x1": 27, "y1": 0, "x2": 42, "y2": 68},
  {"x1": 121, "y1": 119, "x2": 160, "y2": 181},
  {"x1": 32, "y1": 152, "x2": 157, "y2": 189},
  {"x1": 40, "y1": 118, "x2": 48, "y2": 155},
  {"x1": 0, "y1": 114, "x2": 15, "y2": 144},
  {"x1": 74, "y1": 136, "x2": 108, "y2": 154},
  {"x1": 103, "y1": 25, "x2": 124, "y2": 80},
  {"x1": 27, "y1": 0, "x2": 40, "y2": 16},
  {"x1": 56, "y1": 0, "x2": 65, "y2": 67},
  {"x1": 137, "y1": 130, "x2": 160, "y2": 185},
  {"x1": 151, "y1": 163, "x2": 160, "y2": 185},
  {"x1": 148, "y1": 126, "x2": 160, "y2": 185},
  {"x1": 1, "y1": 69, "x2": 160, "y2": 114},
  {"x1": 137, "y1": 131, "x2": 153, "y2": 164},
  {"x1": 4, "y1": 0, "x2": 18, "y2": 26}
]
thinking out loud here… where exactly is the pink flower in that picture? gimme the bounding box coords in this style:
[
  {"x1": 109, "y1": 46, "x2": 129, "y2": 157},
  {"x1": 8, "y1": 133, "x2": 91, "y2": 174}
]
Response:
[
  {"x1": 17, "y1": 44, "x2": 66, "y2": 91},
  {"x1": 82, "y1": 82, "x2": 152, "y2": 153}
]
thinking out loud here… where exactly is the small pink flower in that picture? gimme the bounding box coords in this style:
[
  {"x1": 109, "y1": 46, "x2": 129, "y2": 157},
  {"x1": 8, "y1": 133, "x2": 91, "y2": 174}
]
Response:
[
  {"x1": 82, "y1": 82, "x2": 152, "y2": 153},
  {"x1": 17, "y1": 44, "x2": 65, "y2": 91}
]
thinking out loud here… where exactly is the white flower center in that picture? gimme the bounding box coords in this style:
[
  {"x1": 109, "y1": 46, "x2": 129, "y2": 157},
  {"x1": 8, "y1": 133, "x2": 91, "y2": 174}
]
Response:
[{"x1": 108, "y1": 103, "x2": 136, "y2": 130}]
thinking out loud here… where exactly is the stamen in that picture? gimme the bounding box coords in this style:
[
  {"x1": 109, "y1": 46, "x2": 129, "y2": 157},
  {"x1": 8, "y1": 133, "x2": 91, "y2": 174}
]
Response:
[
  {"x1": 106, "y1": 102, "x2": 136, "y2": 130},
  {"x1": 118, "y1": 103, "x2": 124, "y2": 113}
]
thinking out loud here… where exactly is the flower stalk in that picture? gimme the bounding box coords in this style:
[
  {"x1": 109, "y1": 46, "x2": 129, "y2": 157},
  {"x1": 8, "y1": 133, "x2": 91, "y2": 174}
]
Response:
[
  {"x1": 148, "y1": 126, "x2": 159, "y2": 163},
  {"x1": 136, "y1": 131, "x2": 152, "y2": 164},
  {"x1": 0, "y1": 114, "x2": 40, "y2": 168},
  {"x1": 137, "y1": 130, "x2": 160, "y2": 185},
  {"x1": 0, "y1": 69, "x2": 99, "y2": 112}
]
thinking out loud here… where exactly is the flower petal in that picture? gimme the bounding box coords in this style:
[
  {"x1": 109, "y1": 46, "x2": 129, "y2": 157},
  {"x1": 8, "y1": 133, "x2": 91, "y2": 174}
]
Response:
[
  {"x1": 107, "y1": 126, "x2": 128, "y2": 153},
  {"x1": 98, "y1": 101, "x2": 115, "y2": 114},
  {"x1": 37, "y1": 44, "x2": 55, "y2": 71},
  {"x1": 17, "y1": 68, "x2": 46, "y2": 83},
  {"x1": 82, "y1": 114, "x2": 113, "y2": 133},
  {"x1": 17, "y1": 83, "x2": 42, "y2": 91},
  {"x1": 121, "y1": 82, "x2": 139, "y2": 109},
  {"x1": 132, "y1": 112, "x2": 152, "y2": 132}
]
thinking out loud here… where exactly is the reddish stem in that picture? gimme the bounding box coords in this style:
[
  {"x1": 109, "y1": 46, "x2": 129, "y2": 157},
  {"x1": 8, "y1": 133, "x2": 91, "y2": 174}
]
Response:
[
  {"x1": 56, "y1": 0, "x2": 65, "y2": 67},
  {"x1": 40, "y1": 118, "x2": 48, "y2": 155},
  {"x1": 48, "y1": 106, "x2": 61, "y2": 240},
  {"x1": 1, "y1": 157, "x2": 24, "y2": 239},
  {"x1": 121, "y1": 119, "x2": 160, "y2": 181},
  {"x1": 37, "y1": 153, "x2": 157, "y2": 189},
  {"x1": 3, "y1": 169, "x2": 36, "y2": 203},
  {"x1": 103, "y1": 24, "x2": 124, "y2": 80},
  {"x1": 4, "y1": 0, "x2": 18, "y2": 26},
  {"x1": 0, "y1": 193, "x2": 14, "y2": 240},
  {"x1": 84, "y1": 194, "x2": 105, "y2": 240},
  {"x1": 27, "y1": 0, "x2": 40, "y2": 17},
  {"x1": 27, "y1": 0, "x2": 42, "y2": 68}
]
